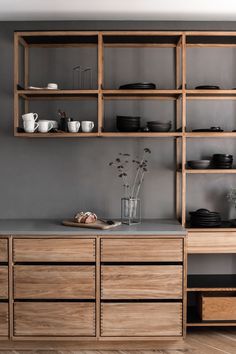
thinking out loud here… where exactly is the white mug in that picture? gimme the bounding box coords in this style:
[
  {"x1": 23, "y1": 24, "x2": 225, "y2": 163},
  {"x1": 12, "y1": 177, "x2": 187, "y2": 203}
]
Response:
[
  {"x1": 38, "y1": 120, "x2": 53, "y2": 133},
  {"x1": 68, "y1": 121, "x2": 80, "y2": 133},
  {"x1": 81, "y1": 121, "x2": 94, "y2": 133},
  {"x1": 22, "y1": 112, "x2": 38, "y2": 122},
  {"x1": 47, "y1": 83, "x2": 58, "y2": 90},
  {"x1": 23, "y1": 120, "x2": 39, "y2": 133}
]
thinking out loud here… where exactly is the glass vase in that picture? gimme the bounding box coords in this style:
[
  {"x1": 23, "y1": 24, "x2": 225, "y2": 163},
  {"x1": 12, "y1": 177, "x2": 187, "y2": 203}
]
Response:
[{"x1": 121, "y1": 198, "x2": 141, "y2": 225}]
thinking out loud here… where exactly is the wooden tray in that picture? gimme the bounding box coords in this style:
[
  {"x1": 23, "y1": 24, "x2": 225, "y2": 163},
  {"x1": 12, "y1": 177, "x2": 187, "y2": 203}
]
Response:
[{"x1": 62, "y1": 219, "x2": 121, "y2": 230}]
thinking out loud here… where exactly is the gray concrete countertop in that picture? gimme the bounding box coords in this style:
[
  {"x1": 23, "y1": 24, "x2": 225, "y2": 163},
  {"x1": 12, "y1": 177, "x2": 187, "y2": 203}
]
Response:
[{"x1": 0, "y1": 219, "x2": 186, "y2": 236}]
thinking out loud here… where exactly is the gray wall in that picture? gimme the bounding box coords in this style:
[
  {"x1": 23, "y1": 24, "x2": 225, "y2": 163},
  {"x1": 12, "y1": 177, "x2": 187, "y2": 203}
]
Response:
[{"x1": 1, "y1": 20, "x2": 236, "y2": 273}]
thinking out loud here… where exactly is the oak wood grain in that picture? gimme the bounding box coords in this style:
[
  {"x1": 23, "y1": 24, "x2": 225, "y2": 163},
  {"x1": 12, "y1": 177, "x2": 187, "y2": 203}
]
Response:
[
  {"x1": 14, "y1": 302, "x2": 95, "y2": 336},
  {"x1": 0, "y1": 239, "x2": 8, "y2": 262},
  {"x1": 13, "y1": 238, "x2": 95, "y2": 262},
  {"x1": 101, "y1": 238, "x2": 183, "y2": 262},
  {"x1": 200, "y1": 294, "x2": 236, "y2": 321},
  {"x1": 0, "y1": 266, "x2": 8, "y2": 299},
  {"x1": 14, "y1": 265, "x2": 95, "y2": 299},
  {"x1": 0, "y1": 303, "x2": 8, "y2": 336},
  {"x1": 188, "y1": 232, "x2": 236, "y2": 253},
  {"x1": 101, "y1": 265, "x2": 182, "y2": 299},
  {"x1": 101, "y1": 302, "x2": 182, "y2": 337}
]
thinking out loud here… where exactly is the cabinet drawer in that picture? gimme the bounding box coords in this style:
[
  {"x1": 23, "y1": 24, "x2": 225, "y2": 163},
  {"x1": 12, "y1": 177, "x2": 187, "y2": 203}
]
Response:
[
  {"x1": 101, "y1": 265, "x2": 182, "y2": 299},
  {"x1": 14, "y1": 302, "x2": 95, "y2": 336},
  {"x1": 13, "y1": 238, "x2": 95, "y2": 262},
  {"x1": 101, "y1": 302, "x2": 182, "y2": 337},
  {"x1": 188, "y1": 232, "x2": 236, "y2": 253},
  {"x1": 14, "y1": 265, "x2": 95, "y2": 299},
  {"x1": 0, "y1": 267, "x2": 8, "y2": 299},
  {"x1": 0, "y1": 303, "x2": 8, "y2": 336},
  {"x1": 0, "y1": 239, "x2": 8, "y2": 262},
  {"x1": 101, "y1": 238, "x2": 183, "y2": 262},
  {"x1": 200, "y1": 294, "x2": 236, "y2": 321}
]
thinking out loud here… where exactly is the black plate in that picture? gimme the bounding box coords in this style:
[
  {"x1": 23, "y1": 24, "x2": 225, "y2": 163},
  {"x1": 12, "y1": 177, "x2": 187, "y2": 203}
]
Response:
[
  {"x1": 195, "y1": 85, "x2": 220, "y2": 90},
  {"x1": 119, "y1": 83, "x2": 156, "y2": 89},
  {"x1": 192, "y1": 129, "x2": 224, "y2": 132}
]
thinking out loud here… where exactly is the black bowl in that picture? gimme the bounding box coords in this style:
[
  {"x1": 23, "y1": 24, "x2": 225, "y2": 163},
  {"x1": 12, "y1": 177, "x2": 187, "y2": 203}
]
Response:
[
  {"x1": 212, "y1": 154, "x2": 233, "y2": 160},
  {"x1": 117, "y1": 115, "x2": 141, "y2": 121}
]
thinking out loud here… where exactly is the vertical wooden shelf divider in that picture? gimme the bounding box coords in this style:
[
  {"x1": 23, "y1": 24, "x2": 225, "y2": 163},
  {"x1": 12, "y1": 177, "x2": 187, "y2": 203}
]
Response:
[
  {"x1": 24, "y1": 41, "x2": 29, "y2": 114},
  {"x1": 98, "y1": 33, "x2": 104, "y2": 135},
  {"x1": 14, "y1": 33, "x2": 19, "y2": 136},
  {"x1": 181, "y1": 34, "x2": 187, "y2": 226}
]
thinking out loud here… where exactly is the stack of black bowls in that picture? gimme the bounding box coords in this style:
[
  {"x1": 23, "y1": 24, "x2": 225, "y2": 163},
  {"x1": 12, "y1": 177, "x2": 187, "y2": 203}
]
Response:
[
  {"x1": 116, "y1": 116, "x2": 140, "y2": 132},
  {"x1": 211, "y1": 154, "x2": 233, "y2": 169},
  {"x1": 189, "y1": 208, "x2": 222, "y2": 227}
]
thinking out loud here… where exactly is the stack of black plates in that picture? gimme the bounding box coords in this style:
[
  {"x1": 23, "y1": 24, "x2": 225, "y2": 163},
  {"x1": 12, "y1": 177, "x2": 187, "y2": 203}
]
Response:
[
  {"x1": 116, "y1": 116, "x2": 140, "y2": 132},
  {"x1": 119, "y1": 82, "x2": 156, "y2": 90},
  {"x1": 211, "y1": 154, "x2": 233, "y2": 169},
  {"x1": 189, "y1": 209, "x2": 222, "y2": 227}
]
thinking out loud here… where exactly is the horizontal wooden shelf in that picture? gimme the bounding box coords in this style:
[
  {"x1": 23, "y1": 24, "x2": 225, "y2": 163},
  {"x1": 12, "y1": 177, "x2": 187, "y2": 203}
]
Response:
[
  {"x1": 185, "y1": 132, "x2": 236, "y2": 138},
  {"x1": 101, "y1": 132, "x2": 182, "y2": 138},
  {"x1": 187, "y1": 306, "x2": 236, "y2": 327},
  {"x1": 14, "y1": 132, "x2": 99, "y2": 138},
  {"x1": 102, "y1": 89, "x2": 182, "y2": 99},
  {"x1": 185, "y1": 169, "x2": 236, "y2": 174},
  {"x1": 17, "y1": 90, "x2": 99, "y2": 99},
  {"x1": 186, "y1": 90, "x2": 236, "y2": 99},
  {"x1": 187, "y1": 274, "x2": 236, "y2": 292},
  {"x1": 15, "y1": 132, "x2": 183, "y2": 138}
]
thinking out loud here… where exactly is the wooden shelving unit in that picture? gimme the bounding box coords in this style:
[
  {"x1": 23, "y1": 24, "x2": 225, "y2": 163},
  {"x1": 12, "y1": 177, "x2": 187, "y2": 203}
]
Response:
[
  {"x1": 14, "y1": 30, "x2": 236, "y2": 329},
  {"x1": 14, "y1": 31, "x2": 183, "y2": 137}
]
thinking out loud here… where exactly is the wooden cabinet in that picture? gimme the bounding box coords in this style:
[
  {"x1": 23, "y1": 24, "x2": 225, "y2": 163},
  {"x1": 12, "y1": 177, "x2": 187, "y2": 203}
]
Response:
[
  {"x1": 14, "y1": 265, "x2": 95, "y2": 299},
  {"x1": 0, "y1": 239, "x2": 8, "y2": 262},
  {"x1": 14, "y1": 302, "x2": 95, "y2": 336},
  {"x1": 101, "y1": 265, "x2": 182, "y2": 299},
  {"x1": 101, "y1": 302, "x2": 182, "y2": 337},
  {"x1": 13, "y1": 238, "x2": 95, "y2": 262},
  {"x1": 1, "y1": 234, "x2": 185, "y2": 341},
  {"x1": 0, "y1": 303, "x2": 8, "y2": 336},
  {"x1": 101, "y1": 238, "x2": 183, "y2": 262}
]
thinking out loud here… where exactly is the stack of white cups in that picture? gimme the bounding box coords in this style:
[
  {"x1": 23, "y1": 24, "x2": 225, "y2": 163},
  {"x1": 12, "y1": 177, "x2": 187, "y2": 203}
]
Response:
[{"x1": 22, "y1": 113, "x2": 39, "y2": 133}]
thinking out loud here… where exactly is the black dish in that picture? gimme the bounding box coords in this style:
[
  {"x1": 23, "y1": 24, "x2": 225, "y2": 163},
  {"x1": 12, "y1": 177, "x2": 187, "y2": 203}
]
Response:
[
  {"x1": 195, "y1": 85, "x2": 220, "y2": 90},
  {"x1": 119, "y1": 83, "x2": 156, "y2": 90},
  {"x1": 189, "y1": 208, "x2": 222, "y2": 227},
  {"x1": 212, "y1": 154, "x2": 233, "y2": 160},
  {"x1": 117, "y1": 115, "x2": 140, "y2": 121},
  {"x1": 192, "y1": 128, "x2": 224, "y2": 132}
]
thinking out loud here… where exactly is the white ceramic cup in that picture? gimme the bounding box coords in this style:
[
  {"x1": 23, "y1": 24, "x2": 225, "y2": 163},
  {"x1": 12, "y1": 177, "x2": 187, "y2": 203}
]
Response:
[
  {"x1": 38, "y1": 120, "x2": 53, "y2": 133},
  {"x1": 23, "y1": 120, "x2": 39, "y2": 133},
  {"x1": 81, "y1": 121, "x2": 94, "y2": 133},
  {"x1": 47, "y1": 83, "x2": 58, "y2": 90},
  {"x1": 22, "y1": 112, "x2": 38, "y2": 122},
  {"x1": 68, "y1": 121, "x2": 80, "y2": 133}
]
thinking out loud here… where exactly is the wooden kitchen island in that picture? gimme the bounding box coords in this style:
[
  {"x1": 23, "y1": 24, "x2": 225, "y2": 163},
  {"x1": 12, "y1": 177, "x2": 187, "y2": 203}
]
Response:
[{"x1": 0, "y1": 219, "x2": 186, "y2": 349}]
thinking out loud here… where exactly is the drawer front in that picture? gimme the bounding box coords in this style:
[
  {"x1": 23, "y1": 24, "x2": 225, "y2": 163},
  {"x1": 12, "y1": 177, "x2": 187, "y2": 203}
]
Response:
[
  {"x1": 0, "y1": 267, "x2": 8, "y2": 299},
  {"x1": 101, "y1": 265, "x2": 182, "y2": 299},
  {"x1": 188, "y1": 232, "x2": 236, "y2": 253},
  {"x1": 0, "y1": 239, "x2": 8, "y2": 262},
  {"x1": 14, "y1": 265, "x2": 95, "y2": 299},
  {"x1": 101, "y1": 302, "x2": 182, "y2": 337},
  {"x1": 13, "y1": 238, "x2": 95, "y2": 262},
  {"x1": 14, "y1": 302, "x2": 95, "y2": 336},
  {"x1": 201, "y1": 296, "x2": 236, "y2": 321},
  {"x1": 0, "y1": 303, "x2": 8, "y2": 336},
  {"x1": 101, "y1": 238, "x2": 183, "y2": 262}
]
